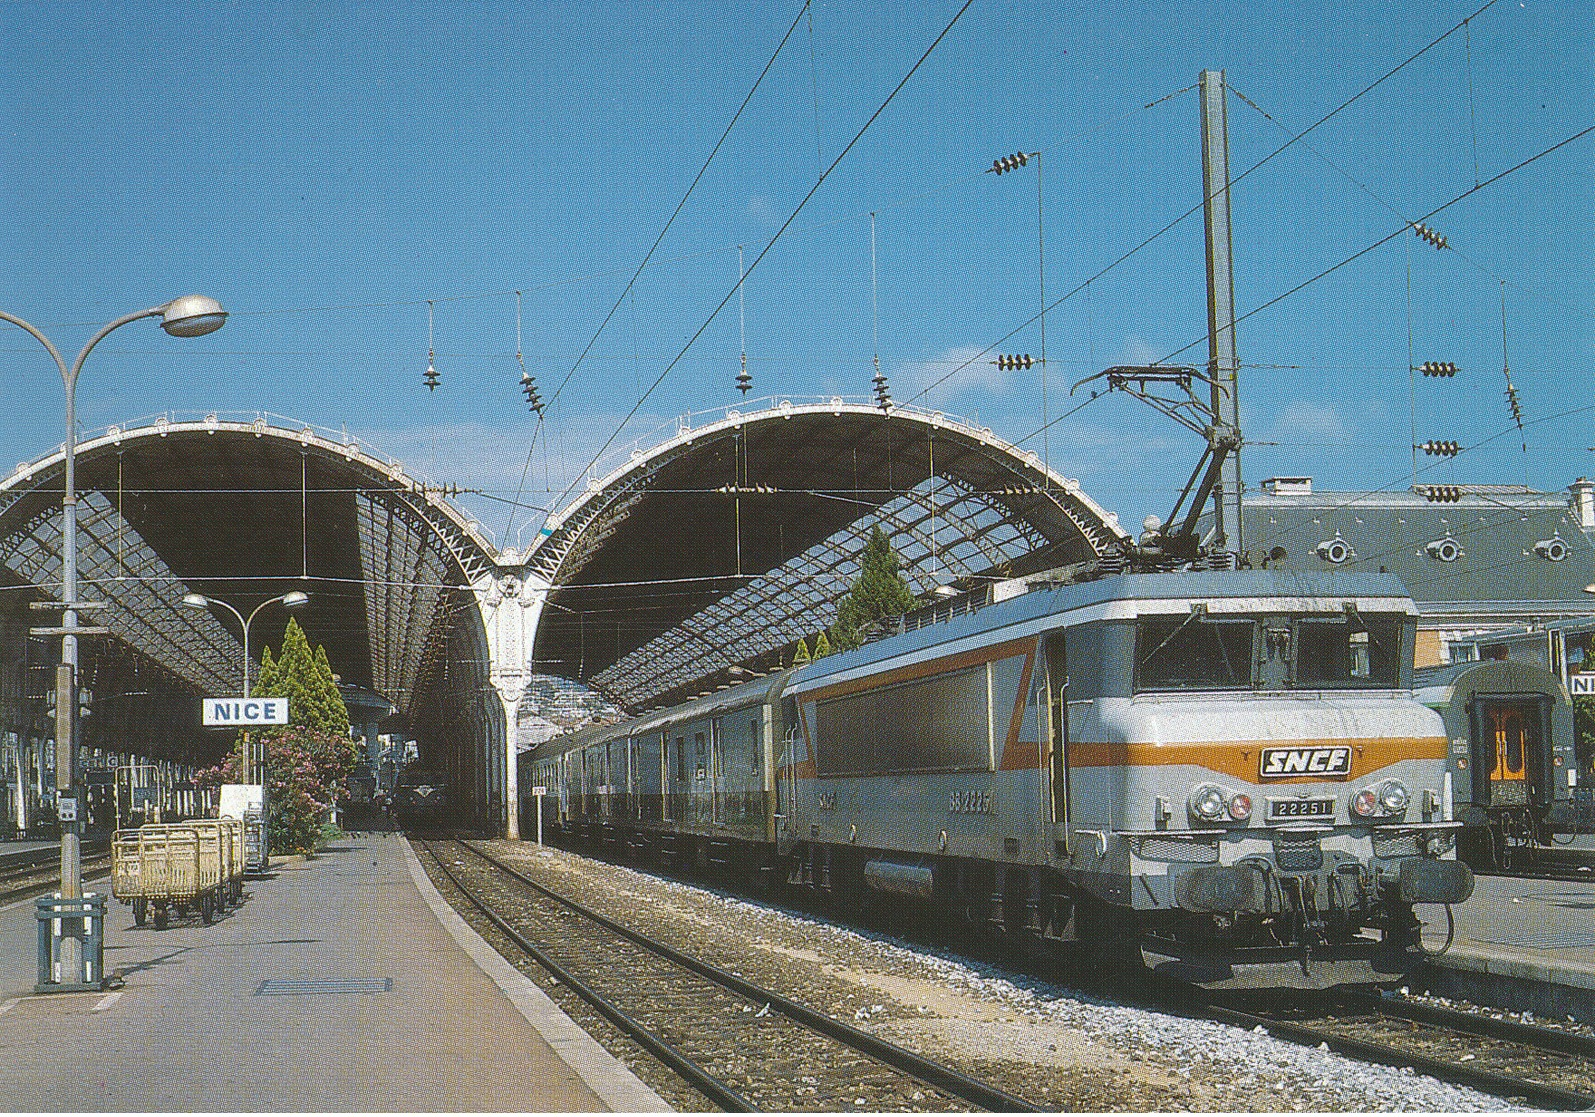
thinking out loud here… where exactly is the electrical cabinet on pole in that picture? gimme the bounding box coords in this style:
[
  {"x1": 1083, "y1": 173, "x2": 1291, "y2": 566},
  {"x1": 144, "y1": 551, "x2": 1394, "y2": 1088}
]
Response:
[{"x1": 1199, "y1": 69, "x2": 1244, "y2": 553}]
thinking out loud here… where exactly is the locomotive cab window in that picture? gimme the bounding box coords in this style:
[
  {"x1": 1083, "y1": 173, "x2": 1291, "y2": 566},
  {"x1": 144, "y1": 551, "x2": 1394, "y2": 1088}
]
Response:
[
  {"x1": 1295, "y1": 616, "x2": 1400, "y2": 688},
  {"x1": 1135, "y1": 613, "x2": 1254, "y2": 692}
]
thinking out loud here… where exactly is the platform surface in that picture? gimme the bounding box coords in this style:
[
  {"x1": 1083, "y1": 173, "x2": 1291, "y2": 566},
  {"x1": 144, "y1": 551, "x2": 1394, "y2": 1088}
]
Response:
[
  {"x1": 1421, "y1": 846, "x2": 1595, "y2": 1018},
  {"x1": 0, "y1": 832, "x2": 667, "y2": 1112}
]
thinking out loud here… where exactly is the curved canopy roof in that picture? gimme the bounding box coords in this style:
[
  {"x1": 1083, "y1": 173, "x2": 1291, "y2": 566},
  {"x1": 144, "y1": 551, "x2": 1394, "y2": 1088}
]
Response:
[
  {"x1": 0, "y1": 404, "x2": 1130, "y2": 764},
  {"x1": 0, "y1": 415, "x2": 494, "y2": 761},
  {"x1": 523, "y1": 400, "x2": 1129, "y2": 711}
]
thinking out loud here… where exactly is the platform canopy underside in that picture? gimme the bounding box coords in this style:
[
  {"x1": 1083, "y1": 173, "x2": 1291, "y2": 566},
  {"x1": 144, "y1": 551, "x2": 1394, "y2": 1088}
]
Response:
[
  {"x1": 525, "y1": 403, "x2": 1130, "y2": 712},
  {"x1": 0, "y1": 418, "x2": 495, "y2": 769}
]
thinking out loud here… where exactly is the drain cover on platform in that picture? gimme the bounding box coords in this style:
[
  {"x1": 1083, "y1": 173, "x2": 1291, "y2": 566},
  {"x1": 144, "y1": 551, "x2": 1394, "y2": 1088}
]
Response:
[
  {"x1": 1475, "y1": 932, "x2": 1595, "y2": 950},
  {"x1": 254, "y1": 978, "x2": 392, "y2": 996}
]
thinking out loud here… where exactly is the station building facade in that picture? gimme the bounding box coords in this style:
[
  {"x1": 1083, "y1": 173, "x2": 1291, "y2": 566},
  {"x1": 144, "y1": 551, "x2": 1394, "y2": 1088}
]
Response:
[{"x1": 1235, "y1": 476, "x2": 1595, "y2": 667}]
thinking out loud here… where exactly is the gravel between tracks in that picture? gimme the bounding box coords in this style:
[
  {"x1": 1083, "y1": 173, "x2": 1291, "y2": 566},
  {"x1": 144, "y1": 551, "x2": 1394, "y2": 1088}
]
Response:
[{"x1": 470, "y1": 841, "x2": 1520, "y2": 1112}]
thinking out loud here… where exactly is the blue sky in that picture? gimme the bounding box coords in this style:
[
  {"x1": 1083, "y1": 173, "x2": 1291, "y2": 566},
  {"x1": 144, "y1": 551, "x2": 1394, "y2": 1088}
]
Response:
[{"x1": 2, "y1": 0, "x2": 1590, "y2": 551}]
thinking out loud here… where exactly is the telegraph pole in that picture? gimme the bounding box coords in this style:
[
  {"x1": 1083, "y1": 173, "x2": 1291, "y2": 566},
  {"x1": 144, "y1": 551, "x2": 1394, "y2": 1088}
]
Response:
[{"x1": 1199, "y1": 69, "x2": 1244, "y2": 554}]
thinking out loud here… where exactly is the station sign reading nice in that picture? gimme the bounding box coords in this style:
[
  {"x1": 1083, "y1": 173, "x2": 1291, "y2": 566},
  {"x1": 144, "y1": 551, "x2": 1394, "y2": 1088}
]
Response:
[{"x1": 202, "y1": 698, "x2": 290, "y2": 726}]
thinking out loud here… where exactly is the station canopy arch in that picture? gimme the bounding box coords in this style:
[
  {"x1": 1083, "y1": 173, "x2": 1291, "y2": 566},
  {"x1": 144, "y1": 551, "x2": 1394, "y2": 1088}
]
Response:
[
  {"x1": 523, "y1": 400, "x2": 1131, "y2": 712},
  {"x1": 0, "y1": 415, "x2": 498, "y2": 781}
]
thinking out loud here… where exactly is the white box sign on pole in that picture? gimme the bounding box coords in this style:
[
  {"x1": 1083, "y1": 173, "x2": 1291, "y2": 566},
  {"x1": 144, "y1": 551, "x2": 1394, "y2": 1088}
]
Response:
[{"x1": 202, "y1": 698, "x2": 290, "y2": 726}]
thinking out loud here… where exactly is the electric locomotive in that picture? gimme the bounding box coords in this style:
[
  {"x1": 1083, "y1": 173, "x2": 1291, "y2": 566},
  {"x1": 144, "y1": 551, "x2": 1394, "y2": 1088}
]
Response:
[
  {"x1": 393, "y1": 766, "x2": 449, "y2": 828},
  {"x1": 522, "y1": 569, "x2": 1472, "y2": 990}
]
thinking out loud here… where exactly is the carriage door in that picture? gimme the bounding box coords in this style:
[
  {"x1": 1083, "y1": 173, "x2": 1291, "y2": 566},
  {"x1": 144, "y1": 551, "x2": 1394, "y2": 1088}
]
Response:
[
  {"x1": 1476, "y1": 696, "x2": 1546, "y2": 808},
  {"x1": 1044, "y1": 634, "x2": 1070, "y2": 838},
  {"x1": 710, "y1": 718, "x2": 726, "y2": 825},
  {"x1": 662, "y1": 736, "x2": 676, "y2": 822}
]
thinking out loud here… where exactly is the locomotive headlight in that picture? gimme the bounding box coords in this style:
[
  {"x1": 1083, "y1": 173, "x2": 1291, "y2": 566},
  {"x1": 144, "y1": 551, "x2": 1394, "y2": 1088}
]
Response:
[
  {"x1": 1351, "y1": 779, "x2": 1410, "y2": 819},
  {"x1": 1191, "y1": 785, "x2": 1227, "y2": 821},
  {"x1": 1378, "y1": 780, "x2": 1410, "y2": 813},
  {"x1": 1227, "y1": 793, "x2": 1253, "y2": 821},
  {"x1": 1351, "y1": 788, "x2": 1381, "y2": 818}
]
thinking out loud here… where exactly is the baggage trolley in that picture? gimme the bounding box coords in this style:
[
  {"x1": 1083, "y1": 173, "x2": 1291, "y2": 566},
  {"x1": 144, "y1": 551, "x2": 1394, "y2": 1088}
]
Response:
[
  {"x1": 136, "y1": 824, "x2": 202, "y2": 930},
  {"x1": 111, "y1": 829, "x2": 146, "y2": 926}
]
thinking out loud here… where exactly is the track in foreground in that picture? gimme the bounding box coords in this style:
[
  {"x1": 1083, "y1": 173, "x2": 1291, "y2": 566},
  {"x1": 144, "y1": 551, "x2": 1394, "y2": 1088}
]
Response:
[
  {"x1": 418, "y1": 838, "x2": 1038, "y2": 1112},
  {"x1": 1199, "y1": 990, "x2": 1595, "y2": 1111}
]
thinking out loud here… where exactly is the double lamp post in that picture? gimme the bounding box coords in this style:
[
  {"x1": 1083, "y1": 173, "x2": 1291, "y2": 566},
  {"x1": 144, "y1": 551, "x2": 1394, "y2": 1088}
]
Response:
[{"x1": 1, "y1": 295, "x2": 227, "y2": 990}]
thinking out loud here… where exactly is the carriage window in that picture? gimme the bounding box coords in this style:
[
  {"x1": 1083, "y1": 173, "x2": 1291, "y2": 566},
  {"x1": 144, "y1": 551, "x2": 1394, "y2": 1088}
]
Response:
[
  {"x1": 1295, "y1": 617, "x2": 1400, "y2": 688},
  {"x1": 1135, "y1": 615, "x2": 1254, "y2": 691}
]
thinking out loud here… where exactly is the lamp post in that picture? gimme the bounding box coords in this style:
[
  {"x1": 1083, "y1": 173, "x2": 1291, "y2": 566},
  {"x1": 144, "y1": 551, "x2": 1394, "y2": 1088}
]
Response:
[
  {"x1": 1, "y1": 296, "x2": 227, "y2": 989},
  {"x1": 182, "y1": 590, "x2": 309, "y2": 782}
]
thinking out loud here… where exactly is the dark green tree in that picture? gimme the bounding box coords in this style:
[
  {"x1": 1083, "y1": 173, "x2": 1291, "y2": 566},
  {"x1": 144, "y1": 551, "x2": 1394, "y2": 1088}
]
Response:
[
  {"x1": 200, "y1": 617, "x2": 357, "y2": 854},
  {"x1": 830, "y1": 526, "x2": 916, "y2": 651}
]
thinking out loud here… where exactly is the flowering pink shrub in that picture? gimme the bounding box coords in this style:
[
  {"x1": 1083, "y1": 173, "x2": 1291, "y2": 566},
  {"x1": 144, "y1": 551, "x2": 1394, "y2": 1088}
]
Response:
[{"x1": 196, "y1": 725, "x2": 359, "y2": 854}]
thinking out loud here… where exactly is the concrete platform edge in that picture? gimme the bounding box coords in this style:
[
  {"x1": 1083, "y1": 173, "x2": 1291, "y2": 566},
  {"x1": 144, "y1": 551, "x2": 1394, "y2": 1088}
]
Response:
[
  {"x1": 400, "y1": 838, "x2": 672, "y2": 1112},
  {"x1": 1420, "y1": 946, "x2": 1595, "y2": 1025}
]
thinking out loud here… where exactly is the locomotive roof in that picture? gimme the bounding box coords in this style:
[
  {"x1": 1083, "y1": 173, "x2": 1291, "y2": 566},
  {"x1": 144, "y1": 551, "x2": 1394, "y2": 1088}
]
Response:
[{"x1": 787, "y1": 569, "x2": 1418, "y2": 696}]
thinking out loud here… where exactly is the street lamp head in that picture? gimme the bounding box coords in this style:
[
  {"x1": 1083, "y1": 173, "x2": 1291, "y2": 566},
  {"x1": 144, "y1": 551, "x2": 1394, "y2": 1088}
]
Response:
[
  {"x1": 182, "y1": 592, "x2": 210, "y2": 608},
  {"x1": 280, "y1": 590, "x2": 310, "y2": 610},
  {"x1": 160, "y1": 295, "x2": 228, "y2": 338}
]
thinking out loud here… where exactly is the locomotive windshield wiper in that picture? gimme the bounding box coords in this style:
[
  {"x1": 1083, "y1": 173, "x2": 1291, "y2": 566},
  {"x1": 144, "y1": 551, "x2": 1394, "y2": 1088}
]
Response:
[
  {"x1": 1138, "y1": 603, "x2": 1209, "y2": 672},
  {"x1": 1342, "y1": 602, "x2": 1390, "y2": 661}
]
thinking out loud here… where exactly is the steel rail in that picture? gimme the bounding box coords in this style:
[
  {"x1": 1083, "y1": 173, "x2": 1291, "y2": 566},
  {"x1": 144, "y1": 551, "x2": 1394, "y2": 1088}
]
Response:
[
  {"x1": 454, "y1": 838, "x2": 1040, "y2": 1113},
  {"x1": 417, "y1": 840, "x2": 755, "y2": 1112},
  {"x1": 1340, "y1": 990, "x2": 1595, "y2": 1061},
  {"x1": 1199, "y1": 999, "x2": 1595, "y2": 1111}
]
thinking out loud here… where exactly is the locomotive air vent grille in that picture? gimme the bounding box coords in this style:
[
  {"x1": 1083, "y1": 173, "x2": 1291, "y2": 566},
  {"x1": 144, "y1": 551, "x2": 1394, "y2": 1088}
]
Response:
[
  {"x1": 1371, "y1": 832, "x2": 1422, "y2": 859},
  {"x1": 1271, "y1": 832, "x2": 1324, "y2": 872},
  {"x1": 1137, "y1": 837, "x2": 1219, "y2": 864}
]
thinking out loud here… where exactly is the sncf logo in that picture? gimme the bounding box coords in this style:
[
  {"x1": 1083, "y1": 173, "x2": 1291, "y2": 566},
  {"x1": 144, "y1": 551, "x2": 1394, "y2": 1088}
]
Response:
[{"x1": 1259, "y1": 746, "x2": 1351, "y2": 778}]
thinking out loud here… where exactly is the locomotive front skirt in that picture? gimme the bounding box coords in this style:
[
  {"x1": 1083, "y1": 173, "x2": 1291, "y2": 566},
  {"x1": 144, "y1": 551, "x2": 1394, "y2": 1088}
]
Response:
[{"x1": 524, "y1": 570, "x2": 1474, "y2": 990}]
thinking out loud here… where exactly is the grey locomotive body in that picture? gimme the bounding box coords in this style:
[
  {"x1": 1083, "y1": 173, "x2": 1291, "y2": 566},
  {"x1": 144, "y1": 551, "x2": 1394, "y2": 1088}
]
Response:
[{"x1": 523, "y1": 570, "x2": 1472, "y2": 989}]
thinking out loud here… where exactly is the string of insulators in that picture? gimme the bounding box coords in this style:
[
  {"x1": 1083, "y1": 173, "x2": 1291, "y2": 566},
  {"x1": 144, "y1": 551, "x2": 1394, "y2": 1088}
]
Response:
[
  {"x1": 1505, "y1": 382, "x2": 1524, "y2": 428},
  {"x1": 1418, "y1": 361, "x2": 1458, "y2": 377},
  {"x1": 736, "y1": 355, "x2": 752, "y2": 395},
  {"x1": 872, "y1": 362, "x2": 892, "y2": 412},
  {"x1": 1421, "y1": 484, "x2": 1462, "y2": 503},
  {"x1": 521, "y1": 370, "x2": 544, "y2": 415},
  {"x1": 715, "y1": 483, "x2": 777, "y2": 495},
  {"x1": 990, "y1": 151, "x2": 1028, "y2": 174},
  {"x1": 513, "y1": 290, "x2": 543, "y2": 415},
  {"x1": 424, "y1": 300, "x2": 439, "y2": 390},
  {"x1": 994, "y1": 353, "x2": 1034, "y2": 371},
  {"x1": 1413, "y1": 222, "x2": 1448, "y2": 250},
  {"x1": 1421, "y1": 440, "x2": 1460, "y2": 457}
]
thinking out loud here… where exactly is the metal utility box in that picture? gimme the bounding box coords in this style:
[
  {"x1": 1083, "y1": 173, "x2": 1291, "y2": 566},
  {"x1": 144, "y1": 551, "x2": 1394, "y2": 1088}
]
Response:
[
  {"x1": 35, "y1": 893, "x2": 106, "y2": 992},
  {"x1": 219, "y1": 784, "x2": 268, "y2": 874}
]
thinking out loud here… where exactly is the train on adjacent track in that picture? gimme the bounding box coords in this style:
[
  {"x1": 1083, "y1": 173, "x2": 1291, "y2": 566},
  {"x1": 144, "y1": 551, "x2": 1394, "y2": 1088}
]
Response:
[
  {"x1": 1415, "y1": 658, "x2": 1594, "y2": 869},
  {"x1": 522, "y1": 570, "x2": 1475, "y2": 990},
  {"x1": 393, "y1": 767, "x2": 450, "y2": 828}
]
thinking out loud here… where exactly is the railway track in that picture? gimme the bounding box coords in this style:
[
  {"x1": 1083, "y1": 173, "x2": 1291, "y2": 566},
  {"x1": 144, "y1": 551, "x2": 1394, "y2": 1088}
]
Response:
[
  {"x1": 1197, "y1": 990, "x2": 1595, "y2": 1111},
  {"x1": 0, "y1": 845, "x2": 111, "y2": 905},
  {"x1": 418, "y1": 837, "x2": 1038, "y2": 1112}
]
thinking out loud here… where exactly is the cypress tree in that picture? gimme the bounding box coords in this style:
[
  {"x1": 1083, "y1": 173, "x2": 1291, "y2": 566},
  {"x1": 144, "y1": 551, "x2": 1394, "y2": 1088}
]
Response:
[
  {"x1": 831, "y1": 526, "x2": 916, "y2": 651},
  {"x1": 792, "y1": 637, "x2": 812, "y2": 666},
  {"x1": 812, "y1": 630, "x2": 832, "y2": 658}
]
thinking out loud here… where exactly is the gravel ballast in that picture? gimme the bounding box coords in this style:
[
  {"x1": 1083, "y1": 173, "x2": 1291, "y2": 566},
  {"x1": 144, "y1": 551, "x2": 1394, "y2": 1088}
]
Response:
[{"x1": 474, "y1": 841, "x2": 1520, "y2": 1112}]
